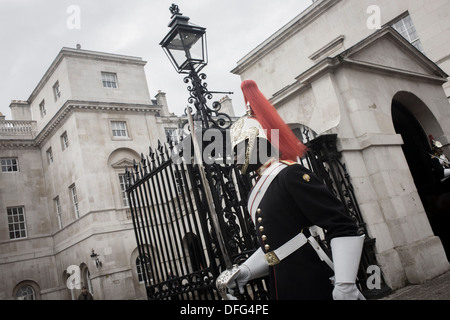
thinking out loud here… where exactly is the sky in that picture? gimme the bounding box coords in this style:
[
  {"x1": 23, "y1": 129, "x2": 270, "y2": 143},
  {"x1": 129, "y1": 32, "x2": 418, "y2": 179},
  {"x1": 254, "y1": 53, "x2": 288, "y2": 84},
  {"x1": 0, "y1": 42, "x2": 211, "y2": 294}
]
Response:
[{"x1": 0, "y1": 0, "x2": 313, "y2": 120}]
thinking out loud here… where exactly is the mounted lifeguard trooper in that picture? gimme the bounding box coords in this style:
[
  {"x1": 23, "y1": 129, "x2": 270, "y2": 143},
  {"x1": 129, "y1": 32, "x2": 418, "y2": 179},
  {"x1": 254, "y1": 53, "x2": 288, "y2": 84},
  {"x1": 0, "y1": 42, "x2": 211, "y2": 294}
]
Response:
[{"x1": 216, "y1": 80, "x2": 365, "y2": 300}]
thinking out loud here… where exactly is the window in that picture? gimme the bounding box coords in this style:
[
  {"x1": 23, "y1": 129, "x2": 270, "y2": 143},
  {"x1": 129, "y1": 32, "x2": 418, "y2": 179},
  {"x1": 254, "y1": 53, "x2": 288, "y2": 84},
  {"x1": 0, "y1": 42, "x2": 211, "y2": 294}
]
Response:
[
  {"x1": 7, "y1": 207, "x2": 27, "y2": 240},
  {"x1": 165, "y1": 128, "x2": 180, "y2": 144},
  {"x1": 1, "y1": 158, "x2": 19, "y2": 172},
  {"x1": 392, "y1": 14, "x2": 424, "y2": 52},
  {"x1": 46, "y1": 148, "x2": 53, "y2": 165},
  {"x1": 69, "y1": 185, "x2": 80, "y2": 219},
  {"x1": 136, "y1": 255, "x2": 152, "y2": 283},
  {"x1": 39, "y1": 100, "x2": 46, "y2": 118},
  {"x1": 15, "y1": 285, "x2": 36, "y2": 300},
  {"x1": 53, "y1": 81, "x2": 61, "y2": 101},
  {"x1": 119, "y1": 174, "x2": 130, "y2": 207},
  {"x1": 102, "y1": 72, "x2": 118, "y2": 89},
  {"x1": 54, "y1": 196, "x2": 63, "y2": 229},
  {"x1": 111, "y1": 121, "x2": 128, "y2": 138},
  {"x1": 61, "y1": 131, "x2": 69, "y2": 150}
]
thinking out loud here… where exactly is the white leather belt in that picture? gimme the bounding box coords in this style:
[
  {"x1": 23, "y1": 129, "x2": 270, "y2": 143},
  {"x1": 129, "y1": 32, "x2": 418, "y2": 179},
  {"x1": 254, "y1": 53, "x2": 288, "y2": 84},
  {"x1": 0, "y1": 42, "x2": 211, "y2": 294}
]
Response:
[
  {"x1": 264, "y1": 233, "x2": 308, "y2": 266},
  {"x1": 264, "y1": 231, "x2": 334, "y2": 270}
]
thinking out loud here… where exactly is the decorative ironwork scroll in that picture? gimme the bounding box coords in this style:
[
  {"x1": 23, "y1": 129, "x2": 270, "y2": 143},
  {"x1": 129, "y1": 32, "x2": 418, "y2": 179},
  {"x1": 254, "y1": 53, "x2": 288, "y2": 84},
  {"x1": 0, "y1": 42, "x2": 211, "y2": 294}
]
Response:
[{"x1": 182, "y1": 72, "x2": 233, "y2": 131}]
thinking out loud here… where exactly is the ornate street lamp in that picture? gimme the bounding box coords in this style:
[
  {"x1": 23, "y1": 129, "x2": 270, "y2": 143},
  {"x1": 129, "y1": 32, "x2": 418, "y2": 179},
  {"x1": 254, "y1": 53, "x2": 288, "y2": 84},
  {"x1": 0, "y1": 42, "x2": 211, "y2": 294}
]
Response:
[
  {"x1": 90, "y1": 249, "x2": 102, "y2": 268},
  {"x1": 160, "y1": 4, "x2": 232, "y2": 130},
  {"x1": 160, "y1": 4, "x2": 207, "y2": 74}
]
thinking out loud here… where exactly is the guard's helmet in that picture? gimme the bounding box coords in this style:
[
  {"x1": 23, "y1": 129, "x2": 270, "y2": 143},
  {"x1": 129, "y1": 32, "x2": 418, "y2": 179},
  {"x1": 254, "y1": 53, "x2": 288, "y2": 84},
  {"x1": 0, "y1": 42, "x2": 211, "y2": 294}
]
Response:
[
  {"x1": 230, "y1": 113, "x2": 268, "y2": 174},
  {"x1": 230, "y1": 80, "x2": 307, "y2": 173}
]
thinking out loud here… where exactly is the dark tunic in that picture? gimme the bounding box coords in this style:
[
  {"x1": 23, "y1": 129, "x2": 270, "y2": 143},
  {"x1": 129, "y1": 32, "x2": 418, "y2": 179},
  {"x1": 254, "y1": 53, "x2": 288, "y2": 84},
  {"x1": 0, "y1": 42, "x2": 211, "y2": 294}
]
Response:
[{"x1": 253, "y1": 162, "x2": 359, "y2": 300}]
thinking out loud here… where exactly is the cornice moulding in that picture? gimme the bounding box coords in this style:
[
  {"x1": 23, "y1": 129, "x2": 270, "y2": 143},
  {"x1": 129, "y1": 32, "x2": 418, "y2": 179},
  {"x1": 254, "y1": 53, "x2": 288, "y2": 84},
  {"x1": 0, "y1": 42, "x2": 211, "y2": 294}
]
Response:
[
  {"x1": 231, "y1": 0, "x2": 340, "y2": 75},
  {"x1": 33, "y1": 101, "x2": 160, "y2": 146}
]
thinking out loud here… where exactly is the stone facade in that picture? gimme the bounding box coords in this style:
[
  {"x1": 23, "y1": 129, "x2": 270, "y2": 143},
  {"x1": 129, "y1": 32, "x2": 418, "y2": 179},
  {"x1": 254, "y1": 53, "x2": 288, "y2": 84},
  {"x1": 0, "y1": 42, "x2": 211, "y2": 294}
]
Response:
[
  {"x1": 0, "y1": 47, "x2": 223, "y2": 300},
  {"x1": 232, "y1": 0, "x2": 450, "y2": 290}
]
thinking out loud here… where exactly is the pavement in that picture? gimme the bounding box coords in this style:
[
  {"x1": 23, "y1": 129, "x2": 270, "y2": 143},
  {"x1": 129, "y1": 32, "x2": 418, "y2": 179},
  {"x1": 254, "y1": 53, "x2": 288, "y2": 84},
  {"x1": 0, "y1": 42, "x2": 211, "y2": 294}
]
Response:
[{"x1": 379, "y1": 270, "x2": 450, "y2": 300}]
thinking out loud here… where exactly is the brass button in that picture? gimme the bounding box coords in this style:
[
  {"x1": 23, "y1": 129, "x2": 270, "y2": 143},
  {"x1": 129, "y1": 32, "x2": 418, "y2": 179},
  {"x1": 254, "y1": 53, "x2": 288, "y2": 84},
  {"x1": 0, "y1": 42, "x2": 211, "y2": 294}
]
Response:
[
  {"x1": 259, "y1": 226, "x2": 264, "y2": 232},
  {"x1": 256, "y1": 208, "x2": 261, "y2": 214},
  {"x1": 257, "y1": 217, "x2": 263, "y2": 223},
  {"x1": 264, "y1": 244, "x2": 270, "y2": 251},
  {"x1": 261, "y1": 235, "x2": 267, "y2": 241}
]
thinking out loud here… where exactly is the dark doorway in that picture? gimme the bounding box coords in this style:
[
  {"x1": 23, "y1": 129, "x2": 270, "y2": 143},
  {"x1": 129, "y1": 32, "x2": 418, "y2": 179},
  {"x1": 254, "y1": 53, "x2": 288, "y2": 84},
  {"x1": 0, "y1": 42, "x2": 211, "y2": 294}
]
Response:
[
  {"x1": 184, "y1": 233, "x2": 207, "y2": 272},
  {"x1": 392, "y1": 99, "x2": 450, "y2": 259}
]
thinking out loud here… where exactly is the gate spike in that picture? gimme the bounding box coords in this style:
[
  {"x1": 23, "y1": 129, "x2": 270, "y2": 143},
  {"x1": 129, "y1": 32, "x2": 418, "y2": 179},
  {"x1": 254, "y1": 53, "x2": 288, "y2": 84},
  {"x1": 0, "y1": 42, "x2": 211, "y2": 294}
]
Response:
[
  {"x1": 166, "y1": 133, "x2": 172, "y2": 146},
  {"x1": 157, "y1": 143, "x2": 166, "y2": 161},
  {"x1": 149, "y1": 147, "x2": 157, "y2": 169},
  {"x1": 133, "y1": 159, "x2": 140, "y2": 180},
  {"x1": 146, "y1": 155, "x2": 152, "y2": 172},
  {"x1": 149, "y1": 146, "x2": 155, "y2": 160},
  {"x1": 157, "y1": 140, "x2": 164, "y2": 154},
  {"x1": 141, "y1": 153, "x2": 148, "y2": 175},
  {"x1": 164, "y1": 143, "x2": 169, "y2": 157},
  {"x1": 124, "y1": 166, "x2": 129, "y2": 188},
  {"x1": 167, "y1": 139, "x2": 175, "y2": 154}
]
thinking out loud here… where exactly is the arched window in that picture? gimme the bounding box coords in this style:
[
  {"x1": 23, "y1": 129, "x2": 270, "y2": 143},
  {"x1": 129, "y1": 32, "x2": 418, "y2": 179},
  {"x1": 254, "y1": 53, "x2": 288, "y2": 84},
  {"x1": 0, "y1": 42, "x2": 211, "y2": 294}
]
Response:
[
  {"x1": 15, "y1": 285, "x2": 35, "y2": 300},
  {"x1": 136, "y1": 254, "x2": 152, "y2": 283},
  {"x1": 107, "y1": 148, "x2": 140, "y2": 215}
]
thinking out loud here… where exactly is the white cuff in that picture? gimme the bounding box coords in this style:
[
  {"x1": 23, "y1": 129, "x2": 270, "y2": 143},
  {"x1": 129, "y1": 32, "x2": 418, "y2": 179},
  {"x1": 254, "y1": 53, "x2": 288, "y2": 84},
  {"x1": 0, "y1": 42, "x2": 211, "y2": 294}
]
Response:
[{"x1": 330, "y1": 235, "x2": 365, "y2": 284}]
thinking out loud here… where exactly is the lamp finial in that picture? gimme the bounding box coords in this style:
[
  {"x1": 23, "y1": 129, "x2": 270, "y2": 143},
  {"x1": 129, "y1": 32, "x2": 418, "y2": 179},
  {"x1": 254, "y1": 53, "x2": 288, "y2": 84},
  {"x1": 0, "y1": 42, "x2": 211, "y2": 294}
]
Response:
[{"x1": 170, "y1": 4, "x2": 181, "y2": 16}]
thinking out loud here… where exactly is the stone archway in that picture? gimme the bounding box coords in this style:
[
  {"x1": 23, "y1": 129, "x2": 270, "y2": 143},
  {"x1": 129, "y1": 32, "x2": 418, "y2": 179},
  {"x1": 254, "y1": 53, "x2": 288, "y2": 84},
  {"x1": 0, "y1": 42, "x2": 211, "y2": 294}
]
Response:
[{"x1": 392, "y1": 91, "x2": 450, "y2": 259}]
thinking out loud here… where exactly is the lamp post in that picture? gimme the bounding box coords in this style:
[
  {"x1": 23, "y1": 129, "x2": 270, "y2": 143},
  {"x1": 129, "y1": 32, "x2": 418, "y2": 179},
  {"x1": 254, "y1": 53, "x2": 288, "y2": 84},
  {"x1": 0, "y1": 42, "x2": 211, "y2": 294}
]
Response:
[
  {"x1": 160, "y1": 4, "x2": 233, "y2": 130},
  {"x1": 160, "y1": 4, "x2": 235, "y2": 273},
  {"x1": 90, "y1": 249, "x2": 102, "y2": 268}
]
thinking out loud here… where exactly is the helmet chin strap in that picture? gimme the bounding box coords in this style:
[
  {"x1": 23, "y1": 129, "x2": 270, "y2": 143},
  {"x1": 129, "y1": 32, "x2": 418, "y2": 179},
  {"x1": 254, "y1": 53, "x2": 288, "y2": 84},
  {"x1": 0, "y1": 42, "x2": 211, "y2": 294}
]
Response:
[
  {"x1": 245, "y1": 162, "x2": 264, "y2": 175},
  {"x1": 240, "y1": 138, "x2": 278, "y2": 175}
]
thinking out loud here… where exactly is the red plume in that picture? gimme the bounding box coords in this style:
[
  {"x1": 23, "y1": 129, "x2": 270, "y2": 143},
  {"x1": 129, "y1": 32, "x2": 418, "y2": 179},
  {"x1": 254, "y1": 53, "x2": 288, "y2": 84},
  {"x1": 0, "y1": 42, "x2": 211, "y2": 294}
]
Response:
[{"x1": 241, "y1": 80, "x2": 307, "y2": 161}]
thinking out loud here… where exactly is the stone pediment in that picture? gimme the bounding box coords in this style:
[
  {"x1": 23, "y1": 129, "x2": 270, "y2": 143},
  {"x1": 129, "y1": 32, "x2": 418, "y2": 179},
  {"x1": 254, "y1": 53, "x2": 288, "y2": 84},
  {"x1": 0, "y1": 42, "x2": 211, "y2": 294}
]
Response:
[
  {"x1": 295, "y1": 27, "x2": 447, "y2": 87},
  {"x1": 343, "y1": 27, "x2": 448, "y2": 80},
  {"x1": 111, "y1": 158, "x2": 135, "y2": 169}
]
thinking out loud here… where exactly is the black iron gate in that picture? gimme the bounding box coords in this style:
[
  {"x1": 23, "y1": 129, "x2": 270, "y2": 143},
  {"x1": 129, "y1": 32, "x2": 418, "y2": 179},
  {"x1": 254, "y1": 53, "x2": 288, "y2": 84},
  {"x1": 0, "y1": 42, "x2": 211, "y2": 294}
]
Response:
[
  {"x1": 125, "y1": 136, "x2": 267, "y2": 300},
  {"x1": 125, "y1": 131, "x2": 390, "y2": 300}
]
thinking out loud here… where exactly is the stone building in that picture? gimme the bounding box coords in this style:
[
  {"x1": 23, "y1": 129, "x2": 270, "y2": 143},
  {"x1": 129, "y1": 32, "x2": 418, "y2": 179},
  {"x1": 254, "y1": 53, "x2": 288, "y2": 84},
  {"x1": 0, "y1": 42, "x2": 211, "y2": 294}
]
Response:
[
  {"x1": 0, "y1": 47, "x2": 235, "y2": 300},
  {"x1": 231, "y1": 0, "x2": 450, "y2": 291}
]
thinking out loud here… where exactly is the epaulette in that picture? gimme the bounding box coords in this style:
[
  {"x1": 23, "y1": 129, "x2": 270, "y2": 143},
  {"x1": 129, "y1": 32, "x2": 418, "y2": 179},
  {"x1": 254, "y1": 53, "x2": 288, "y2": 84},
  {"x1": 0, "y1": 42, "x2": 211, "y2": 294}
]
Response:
[{"x1": 280, "y1": 160, "x2": 297, "y2": 166}]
